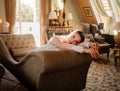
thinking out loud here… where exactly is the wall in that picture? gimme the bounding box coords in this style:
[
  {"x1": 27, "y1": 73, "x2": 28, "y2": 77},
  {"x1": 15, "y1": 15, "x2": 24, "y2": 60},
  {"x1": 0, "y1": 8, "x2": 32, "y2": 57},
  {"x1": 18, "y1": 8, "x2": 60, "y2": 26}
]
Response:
[
  {"x1": 65, "y1": 0, "x2": 97, "y2": 28},
  {"x1": 0, "y1": 0, "x2": 6, "y2": 20},
  {"x1": 76, "y1": 0, "x2": 97, "y2": 24},
  {"x1": 66, "y1": 0, "x2": 84, "y2": 28}
]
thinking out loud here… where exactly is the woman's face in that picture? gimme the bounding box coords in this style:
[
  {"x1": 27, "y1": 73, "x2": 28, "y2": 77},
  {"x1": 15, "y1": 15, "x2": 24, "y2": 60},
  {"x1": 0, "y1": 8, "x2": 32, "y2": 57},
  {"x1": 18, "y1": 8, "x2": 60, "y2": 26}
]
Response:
[{"x1": 67, "y1": 32, "x2": 81, "y2": 45}]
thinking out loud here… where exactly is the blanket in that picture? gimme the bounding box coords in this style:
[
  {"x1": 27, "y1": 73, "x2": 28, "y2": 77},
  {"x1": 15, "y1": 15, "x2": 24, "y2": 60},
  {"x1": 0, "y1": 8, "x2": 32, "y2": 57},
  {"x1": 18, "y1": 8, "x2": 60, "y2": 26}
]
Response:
[{"x1": 34, "y1": 44, "x2": 61, "y2": 52}]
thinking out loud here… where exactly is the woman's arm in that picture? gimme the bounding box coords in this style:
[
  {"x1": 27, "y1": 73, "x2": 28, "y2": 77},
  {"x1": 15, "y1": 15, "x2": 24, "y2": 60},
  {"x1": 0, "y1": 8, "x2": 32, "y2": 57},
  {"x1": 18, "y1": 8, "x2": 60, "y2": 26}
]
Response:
[
  {"x1": 48, "y1": 36, "x2": 99, "y2": 58},
  {"x1": 79, "y1": 42, "x2": 99, "y2": 50},
  {"x1": 48, "y1": 36, "x2": 74, "y2": 50}
]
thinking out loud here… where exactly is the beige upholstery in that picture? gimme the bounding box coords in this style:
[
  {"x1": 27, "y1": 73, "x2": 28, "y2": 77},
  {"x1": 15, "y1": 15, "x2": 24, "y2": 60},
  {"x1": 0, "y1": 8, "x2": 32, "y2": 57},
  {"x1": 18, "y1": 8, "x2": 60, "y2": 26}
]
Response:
[
  {"x1": 0, "y1": 34, "x2": 35, "y2": 49},
  {"x1": 0, "y1": 34, "x2": 36, "y2": 61},
  {"x1": 0, "y1": 34, "x2": 93, "y2": 91}
]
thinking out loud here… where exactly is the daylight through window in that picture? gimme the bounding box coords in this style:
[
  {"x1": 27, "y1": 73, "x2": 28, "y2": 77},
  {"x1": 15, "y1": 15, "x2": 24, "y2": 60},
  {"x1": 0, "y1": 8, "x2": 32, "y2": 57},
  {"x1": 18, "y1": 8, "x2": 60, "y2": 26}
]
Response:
[{"x1": 14, "y1": 0, "x2": 40, "y2": 47}]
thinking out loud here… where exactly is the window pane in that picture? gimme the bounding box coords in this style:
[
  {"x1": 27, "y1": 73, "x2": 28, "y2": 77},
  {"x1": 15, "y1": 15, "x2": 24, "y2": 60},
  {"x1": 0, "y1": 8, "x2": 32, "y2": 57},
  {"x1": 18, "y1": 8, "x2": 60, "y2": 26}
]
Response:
[{"x1": 14, "y1": 0, "x2": 40, "y2": 47}]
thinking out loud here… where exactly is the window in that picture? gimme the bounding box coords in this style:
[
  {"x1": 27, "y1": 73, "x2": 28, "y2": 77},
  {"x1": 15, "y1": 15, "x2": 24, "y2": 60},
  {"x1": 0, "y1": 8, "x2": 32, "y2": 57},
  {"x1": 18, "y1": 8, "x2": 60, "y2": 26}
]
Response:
[
  {"x1": 90, "y1": 0, "x2": 114, "y2": 34},
  {"x1": 101, "y1": 0, "x2": 112, "y2": 17},
  {"x1": 14, "y1": 0, "x2": 40, "y2": 47}
]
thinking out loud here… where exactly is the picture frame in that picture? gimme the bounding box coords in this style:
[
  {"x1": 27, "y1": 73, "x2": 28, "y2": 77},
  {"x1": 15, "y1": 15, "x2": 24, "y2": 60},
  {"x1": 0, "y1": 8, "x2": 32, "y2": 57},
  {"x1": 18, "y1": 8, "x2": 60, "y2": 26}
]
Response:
[{"x1": 83, "y1": 7, "x2": 93, "y2": 17}]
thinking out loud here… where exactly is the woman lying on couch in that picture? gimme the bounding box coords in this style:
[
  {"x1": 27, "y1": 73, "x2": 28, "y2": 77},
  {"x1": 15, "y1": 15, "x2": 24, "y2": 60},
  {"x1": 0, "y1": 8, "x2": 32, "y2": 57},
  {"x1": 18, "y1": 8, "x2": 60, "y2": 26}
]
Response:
[{"x1": 48, "y1": 29, "x2": 99, "y2": 58}]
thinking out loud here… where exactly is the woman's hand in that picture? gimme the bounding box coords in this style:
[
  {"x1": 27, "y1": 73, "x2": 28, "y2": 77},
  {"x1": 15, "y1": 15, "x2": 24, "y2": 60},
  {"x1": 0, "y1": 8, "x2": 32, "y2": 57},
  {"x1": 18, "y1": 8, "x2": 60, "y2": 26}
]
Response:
[
  {"x1": 90, "y1": 42, "x2": 99, "y2": 51},
  {"x1": 83, "y1": 47, "x2": 99, "y2": 58}
]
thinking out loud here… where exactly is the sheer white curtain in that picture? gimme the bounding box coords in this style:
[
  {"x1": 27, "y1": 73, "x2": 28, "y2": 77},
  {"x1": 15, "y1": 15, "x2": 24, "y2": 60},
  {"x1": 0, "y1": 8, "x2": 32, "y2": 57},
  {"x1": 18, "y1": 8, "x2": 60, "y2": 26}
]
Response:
[
  {"x1": 90, "y1": 0, "x2": 113, "y2": 34},
  {"x1": 110, "y1": 0, "x2": 120, "y2": 22},
  {"x1": 115, "y1": 0, "x2": 120, "y2": 8}
]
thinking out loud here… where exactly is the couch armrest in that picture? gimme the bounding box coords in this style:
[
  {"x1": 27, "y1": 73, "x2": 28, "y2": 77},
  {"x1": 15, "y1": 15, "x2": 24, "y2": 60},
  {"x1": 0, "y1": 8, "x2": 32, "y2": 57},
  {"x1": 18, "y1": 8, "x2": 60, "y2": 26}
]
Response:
[
  {"x1": 19, "y1": 50, "x2": 93, "y2": 73},
  {"x1": 0, "y1": 38, "x2": 18, "y2": 65},
  {"x1": 16, "y1": 50, "x2": 93, "y2": 90}
]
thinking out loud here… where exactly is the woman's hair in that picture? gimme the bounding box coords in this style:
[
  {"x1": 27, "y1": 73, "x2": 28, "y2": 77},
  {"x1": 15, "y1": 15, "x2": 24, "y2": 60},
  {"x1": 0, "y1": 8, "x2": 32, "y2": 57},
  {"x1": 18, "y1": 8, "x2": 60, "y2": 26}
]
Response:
[{"x1": 76, "y1": 30, "x2": 85, "y2": 43}]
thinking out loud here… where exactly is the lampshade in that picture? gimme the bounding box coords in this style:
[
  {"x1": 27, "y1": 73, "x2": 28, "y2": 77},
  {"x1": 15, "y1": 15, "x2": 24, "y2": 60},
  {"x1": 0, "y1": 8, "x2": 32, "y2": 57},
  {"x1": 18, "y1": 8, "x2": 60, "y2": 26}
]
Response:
[
  {"x1": 112, "y1": 21, "x2": 120, "y2": 48},
  {"x1": 65, "y1": 13, "x2": 73, "y2": 20},
  {"x1": 48, "y1": 11, "x2": 57, "y2": 20}
]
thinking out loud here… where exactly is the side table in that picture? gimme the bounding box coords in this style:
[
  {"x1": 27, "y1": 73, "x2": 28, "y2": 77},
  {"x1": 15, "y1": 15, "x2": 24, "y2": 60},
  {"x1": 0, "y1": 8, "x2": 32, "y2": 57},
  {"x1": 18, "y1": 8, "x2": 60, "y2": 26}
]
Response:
[
  {"x1": 95, "y1": 37, "x2": 105, "y2": 44},
  {"x1": 114, "y1": 49, "x2": 120, "y2": 66}
]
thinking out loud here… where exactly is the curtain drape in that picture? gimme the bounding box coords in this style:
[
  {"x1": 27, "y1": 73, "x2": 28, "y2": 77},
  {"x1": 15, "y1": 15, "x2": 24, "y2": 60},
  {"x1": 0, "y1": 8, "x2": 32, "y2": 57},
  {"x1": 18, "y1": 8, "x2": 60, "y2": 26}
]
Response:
[
  {"x1": 90, "y1": 0, "x2": 113, "y2": 34},
  {"x1": 4, "y1": 0, "x2": 16, "y2": 34},
  {"x1": 109, "y1": 0, "x2": 120, "y2": 22},
  {"x1": 40, "y1": 0, "x2": 51, "y2": 44},
  {"x1": 115, "y1": 0, "x2": 120, "y2": 8}
]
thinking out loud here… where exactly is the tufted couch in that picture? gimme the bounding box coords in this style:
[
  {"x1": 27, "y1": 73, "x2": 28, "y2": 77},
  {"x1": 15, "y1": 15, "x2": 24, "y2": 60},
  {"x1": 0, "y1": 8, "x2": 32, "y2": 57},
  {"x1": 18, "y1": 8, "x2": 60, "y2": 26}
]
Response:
[{"x1": 0, "y1": 34, "x2": 93, "y2": 91}]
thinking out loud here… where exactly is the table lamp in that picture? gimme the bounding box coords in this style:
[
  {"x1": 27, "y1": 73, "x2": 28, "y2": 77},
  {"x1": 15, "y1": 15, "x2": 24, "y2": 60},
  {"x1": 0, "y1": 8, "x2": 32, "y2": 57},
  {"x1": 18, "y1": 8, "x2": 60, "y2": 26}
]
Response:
[
  {"x1": 112, "y1": 21, "x2": 120, "y2": 48},
  {"x1": 48, "y1": 11, "x2": 57, "y2": 26}
]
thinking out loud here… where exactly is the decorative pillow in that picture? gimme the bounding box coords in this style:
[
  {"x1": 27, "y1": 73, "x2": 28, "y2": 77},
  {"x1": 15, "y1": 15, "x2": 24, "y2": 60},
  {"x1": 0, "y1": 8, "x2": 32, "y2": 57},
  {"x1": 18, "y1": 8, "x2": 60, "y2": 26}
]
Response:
[
  {"x1": 0, "y1": 65, "x2": 5, "y2": 79},
  {"x1": 9, "y1": 48, "x2": 36, "y2": 62},
  {"x1": 84, "y1": 34, "x2": 95, "y2": 42}
]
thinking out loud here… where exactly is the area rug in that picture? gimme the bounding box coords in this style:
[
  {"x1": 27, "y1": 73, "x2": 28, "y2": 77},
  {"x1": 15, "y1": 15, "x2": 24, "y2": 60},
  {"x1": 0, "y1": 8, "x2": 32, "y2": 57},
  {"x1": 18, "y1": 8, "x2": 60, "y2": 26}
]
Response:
[{"x1": 86, "y1": 60, "x2": 120, "y2": 91}]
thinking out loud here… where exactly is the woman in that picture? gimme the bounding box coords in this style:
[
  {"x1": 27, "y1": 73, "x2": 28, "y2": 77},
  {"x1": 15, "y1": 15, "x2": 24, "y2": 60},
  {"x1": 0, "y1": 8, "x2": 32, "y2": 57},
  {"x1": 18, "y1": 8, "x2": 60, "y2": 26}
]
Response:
[{"x1": 48, "y1": 30, "x2": 99, "y2": 58}]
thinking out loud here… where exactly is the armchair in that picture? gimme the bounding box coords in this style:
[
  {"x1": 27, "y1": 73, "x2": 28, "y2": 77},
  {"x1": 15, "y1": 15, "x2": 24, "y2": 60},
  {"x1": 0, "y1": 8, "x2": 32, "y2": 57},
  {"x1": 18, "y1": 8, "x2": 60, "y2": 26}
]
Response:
[
  {"x1": 77, "y1": 23, "x2": 111, "y2": 59},
  {"x1": 0, "y1": 34, "x2": 93, "y2": 91}
]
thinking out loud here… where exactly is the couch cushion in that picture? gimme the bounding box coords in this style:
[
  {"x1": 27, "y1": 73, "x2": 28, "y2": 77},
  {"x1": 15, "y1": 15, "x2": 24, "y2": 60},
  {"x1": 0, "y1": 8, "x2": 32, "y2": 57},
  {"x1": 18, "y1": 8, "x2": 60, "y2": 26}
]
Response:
[
  {"x1": 10, "y1": 48, "x2": 35, "y2": 62},
  {"x1": 10, "y1": 48, "x2": 35, "y2": 57}
]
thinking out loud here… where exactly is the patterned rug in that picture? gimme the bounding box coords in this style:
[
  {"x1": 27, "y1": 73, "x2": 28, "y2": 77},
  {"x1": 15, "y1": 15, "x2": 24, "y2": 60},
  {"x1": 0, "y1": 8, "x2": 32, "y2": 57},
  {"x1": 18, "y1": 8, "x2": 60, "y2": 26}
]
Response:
[{"x1": 86, "y1": 50, "x2": 120, "y2": 91}]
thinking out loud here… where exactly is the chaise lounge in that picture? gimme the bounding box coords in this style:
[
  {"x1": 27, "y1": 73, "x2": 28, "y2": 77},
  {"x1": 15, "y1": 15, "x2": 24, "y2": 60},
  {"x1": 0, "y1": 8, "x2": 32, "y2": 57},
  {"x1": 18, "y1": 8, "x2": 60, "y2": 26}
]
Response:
[{"x1": 0, "y1": 34, "x2": 93, "y2": 91}]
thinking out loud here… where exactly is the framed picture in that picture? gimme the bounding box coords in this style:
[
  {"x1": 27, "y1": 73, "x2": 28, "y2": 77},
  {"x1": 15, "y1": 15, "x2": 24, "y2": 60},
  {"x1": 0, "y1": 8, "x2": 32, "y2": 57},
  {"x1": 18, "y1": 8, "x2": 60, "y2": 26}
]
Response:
[{"x1": 83, "y1": 7, "x2": 93, "y2": 17}]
